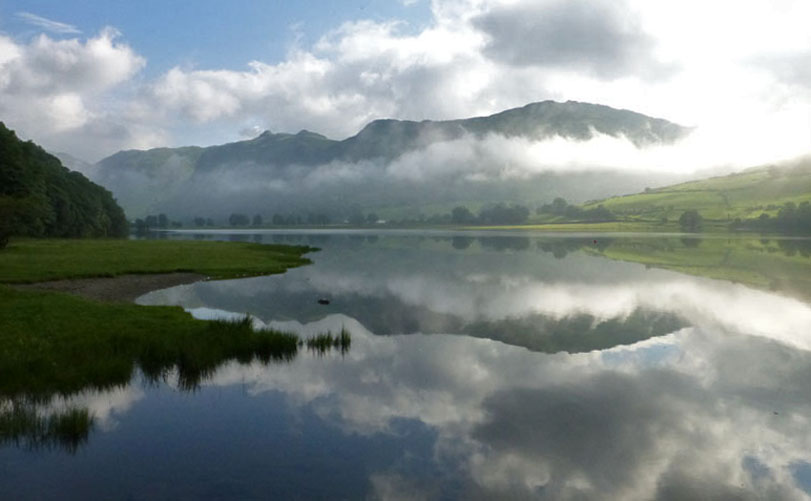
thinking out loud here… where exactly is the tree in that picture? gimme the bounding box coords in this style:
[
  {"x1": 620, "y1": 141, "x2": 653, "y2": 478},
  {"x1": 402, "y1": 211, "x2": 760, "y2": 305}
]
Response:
[
  {"x1": 347, "y1": 210, "x2": 366, "y2": 226},
  {"x1": 0, "y1": 122, "x2": 128, "y2": 240},
  {"x1": 366, "y1": 213, "x2": 378, "y2": 224},
  {"x1": 478, "y1": 204, "x2": 530, "y2": 225},
  {"x1": 205, "y1": 218, "x2": 215, "y2": 227},
  {"x1": 551, "y1": 197, "x2": 568, "y2": 214},
  {"x1": 252, "y1": 214, "x2": 263, "y2": 226},
  {"x1": 0, "y1": 197, "x2": 16, "y2": 248},
  {"x1": 451, "y1": 206, "x2": 476, "y2": 224},
  {"x1": 193, "y1": 217, "x2": 206, "y2": 227},
  {"x1": 158, "y1": 213, "x2": 169, "y2": 228},
  {"x1": 134, "y1": 218, "x2": 148, "y2": 234},
  {"x1": 679, "y1": 210, "x2": 703, "y2": 232},
  {"x1": 228, "y1": 213, "x2": 250, "y2": 226}
]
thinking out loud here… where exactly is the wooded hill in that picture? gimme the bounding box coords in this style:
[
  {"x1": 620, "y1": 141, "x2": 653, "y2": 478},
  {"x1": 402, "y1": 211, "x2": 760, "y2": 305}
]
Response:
[{"x1": 0, "y1": 122, "x2": 128, "y2": 246}]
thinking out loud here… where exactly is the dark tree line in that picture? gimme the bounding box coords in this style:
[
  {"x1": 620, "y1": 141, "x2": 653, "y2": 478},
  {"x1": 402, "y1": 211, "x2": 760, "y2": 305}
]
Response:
[
  {"x1": 0, "y1": 122, "x2": 128, "y2": 248},
  {"x1": 192, "y1": 217, "x2": 216, "y2": 227},
  {"x1": 450, "y1": 204, "x2": 531, "y2": 225},
  {"x1": 224, "y1": 212, "x2": 334, "y2": 227},
  {"x1": 228, "y1": 213, "x2": 251, "y2": 226},
  {"x1": 536, "y1": 197, "x2": 615, "y2": 222},
  {"x1": 270, "y1": 212, "x2": 332, "y2": 226},
  {"x1": 733, "y1": 201, "x2": 811, "y2": 234},
  {"x1": 133, "y1": 213, "x2": 183, "y2": 233}
]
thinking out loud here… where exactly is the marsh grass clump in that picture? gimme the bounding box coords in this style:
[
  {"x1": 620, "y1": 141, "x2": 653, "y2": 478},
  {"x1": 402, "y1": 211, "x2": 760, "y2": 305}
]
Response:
[
  {"x1": 0, "y1": 402, "x2": 93, "y2": 454},
  {"x1": 138, "y1": 315, "x2": 300, "y2": 391},
  {"x1": 0, "y1": 288, "x2": 303, "y2": 398},
  {"x1": 303, "y1": 327, "x2": 352, "y2": 355},
  {"x1": 0, "y1": 285, "x2": 352, "y2": 451},
  {"x1": 0, "y1": 238, "x2": 324, "y2": 452}
]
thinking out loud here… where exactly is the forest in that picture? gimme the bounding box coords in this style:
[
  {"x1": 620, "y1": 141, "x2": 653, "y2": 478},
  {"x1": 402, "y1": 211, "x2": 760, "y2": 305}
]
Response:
[{"x1": 0, "y1": 123, "x2": 128, "y2": 247}]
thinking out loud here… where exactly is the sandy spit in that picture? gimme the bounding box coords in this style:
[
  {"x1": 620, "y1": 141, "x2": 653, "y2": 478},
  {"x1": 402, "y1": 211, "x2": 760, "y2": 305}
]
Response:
[{"x1": 15, "y1": 273, "x2": 206, "y2": 303}]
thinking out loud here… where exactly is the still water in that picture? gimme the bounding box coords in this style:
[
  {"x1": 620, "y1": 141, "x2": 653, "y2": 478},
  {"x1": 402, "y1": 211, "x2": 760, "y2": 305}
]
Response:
[{"x1": 4, "y1": 231, "x2": 811, "y2": 500}]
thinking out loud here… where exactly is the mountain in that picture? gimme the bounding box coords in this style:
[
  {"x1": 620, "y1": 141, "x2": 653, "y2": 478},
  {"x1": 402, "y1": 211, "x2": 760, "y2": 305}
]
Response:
[
  {"x1": 54, "y1": 152, "x2": 96, "y2": 177},
  {"x1": 584, "y1": 156, "x2": 811, "y2": 224},
  {"x1": 0, "y1": 123, "x2": 128, "y2": 245},
  {"x1": 91, "y1": 100, "x2": 692, "y2": 220}
]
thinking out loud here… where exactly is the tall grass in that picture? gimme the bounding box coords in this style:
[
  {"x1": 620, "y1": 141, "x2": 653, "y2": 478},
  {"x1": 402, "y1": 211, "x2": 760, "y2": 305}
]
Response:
[
  {"x1": 0, "y1": 402, "x2": 93, "y2": 454},
  {"x1": 0, "y1": 303, "x2": 353, "y2": 451},
  {"x1": 303, "y1": 327, "x2": 352, "y2": 355}
]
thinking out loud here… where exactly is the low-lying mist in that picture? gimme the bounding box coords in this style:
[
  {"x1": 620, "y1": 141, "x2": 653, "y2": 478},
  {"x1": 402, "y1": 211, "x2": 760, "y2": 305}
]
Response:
[{"x1": 94, "y1": 124, "x2": 810, "y2": 220}]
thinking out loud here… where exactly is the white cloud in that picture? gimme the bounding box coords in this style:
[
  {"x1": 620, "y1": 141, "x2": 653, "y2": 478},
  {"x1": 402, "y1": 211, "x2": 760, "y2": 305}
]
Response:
[
  {"x1": 4, "y1": 0, "x2": 811, "y2": 165},
  {"x1": 0, "y1": 28, "x2": 158, "y2": 160},
  {"x1": 129, "y1": 0, "x2": 811, "y2": 169},
  {"x1": 16, "y1": 12, "x2": 81, "y2": 35}
]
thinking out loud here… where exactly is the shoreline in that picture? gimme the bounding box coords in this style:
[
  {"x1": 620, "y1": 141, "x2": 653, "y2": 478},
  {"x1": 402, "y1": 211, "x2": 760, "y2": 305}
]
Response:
[{"x1": 15, "y1": 272, "x2": 206, "y2": 303}]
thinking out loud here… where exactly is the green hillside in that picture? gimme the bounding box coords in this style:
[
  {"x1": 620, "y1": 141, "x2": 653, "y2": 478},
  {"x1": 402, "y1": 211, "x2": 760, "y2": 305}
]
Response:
[
  {"x1": 0, "y1": 123, "x2": 129, "y2": 246},
  {"x1": 584, "y1": 157, "x2": 811, "y2": 224}
]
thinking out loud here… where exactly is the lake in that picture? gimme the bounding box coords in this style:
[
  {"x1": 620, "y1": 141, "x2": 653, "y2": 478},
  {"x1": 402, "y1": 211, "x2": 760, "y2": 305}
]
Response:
[{"x1": 4, "y1": 231, "x2": 811, "y2": 500}]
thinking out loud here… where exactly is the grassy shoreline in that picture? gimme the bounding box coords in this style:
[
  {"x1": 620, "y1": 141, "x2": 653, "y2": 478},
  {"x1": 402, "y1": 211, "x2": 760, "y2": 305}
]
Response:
[
  {"x1": 0, "y1": 238, "x2": 323, "y2": 403},
  {"x1": 0, "y1": 238, "x2": 314, "y2": 283}
]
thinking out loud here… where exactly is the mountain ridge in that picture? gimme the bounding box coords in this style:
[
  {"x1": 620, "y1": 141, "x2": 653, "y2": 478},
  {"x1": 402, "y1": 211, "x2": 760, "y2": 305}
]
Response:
[
  {"x1": 89, "y1": 100, "x2": 693, "y2": 219},
  {"x1": 100, "y1": 100, "x2": 689, "y2": 164}
]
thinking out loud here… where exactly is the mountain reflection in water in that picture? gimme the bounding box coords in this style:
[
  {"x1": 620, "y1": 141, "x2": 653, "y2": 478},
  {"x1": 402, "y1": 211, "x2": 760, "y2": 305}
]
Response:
[{"x1": 3, "y1": 232, "x2": 811, "y2": 500}]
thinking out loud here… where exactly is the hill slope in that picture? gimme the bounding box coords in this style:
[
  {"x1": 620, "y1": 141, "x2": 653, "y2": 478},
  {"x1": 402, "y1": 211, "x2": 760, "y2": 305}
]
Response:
[
  {"x1": 91, "y1": 101, "x2": 691, "y2": 219},
  {"x1": 0, "y1": 122, "x2": 128, "y2": 244},
  {"x1": 584, "y1": 157, "x2": 811, "y2": 223}
]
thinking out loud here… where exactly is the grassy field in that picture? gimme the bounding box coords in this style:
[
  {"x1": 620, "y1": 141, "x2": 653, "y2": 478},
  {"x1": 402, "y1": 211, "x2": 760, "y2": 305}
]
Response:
[
  {"x1": 0, "y1": 238, "x2": 347, "y2": 450},
  {"x1": 582, "y1": 160, "x2": 811, "y2": 223},
  {"x1": 0, "y1": 238, "x2": 313, "y2": 283}
]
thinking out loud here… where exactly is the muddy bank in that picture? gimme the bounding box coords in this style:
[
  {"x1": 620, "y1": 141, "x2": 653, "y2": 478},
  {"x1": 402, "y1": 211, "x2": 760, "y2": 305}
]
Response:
[{"x1": 16, "y1": 273, "x2": 206, "y2": 302}]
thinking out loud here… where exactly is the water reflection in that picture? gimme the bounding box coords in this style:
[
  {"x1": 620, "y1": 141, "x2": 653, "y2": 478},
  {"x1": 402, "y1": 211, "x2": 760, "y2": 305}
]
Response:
[
  {"x1": 5, "y1": 232, "x2": 811, "y2": 500},
  {"x1": 0, "y1": 314, "x2": 347, "y2": 453},
  {"x1": 172, "y1": 315, "x2": 811, "y2": 500},
  {"x1": 142, "y1": 233, "x2": 811, "y2": 351}
]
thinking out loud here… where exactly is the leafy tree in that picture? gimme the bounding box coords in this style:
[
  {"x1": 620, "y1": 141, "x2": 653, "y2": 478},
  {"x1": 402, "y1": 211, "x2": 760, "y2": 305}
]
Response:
[
  {"x1": 193, "y1": 217, "x2": 206, "y2": 227},
  {"x1": 366, "y1": 213, "x2": 378, "y2": 224},
  {"x1": 551, "y1": 197, "x2": 568, "y2": 214},
  {"x1": 272, "y1": 214, "x2": 285, "y2": 226},
  {"x1": 451, "y1": 206, "x2": 476, "y2": 224},
  {"x1": 0, "y1": 197, "x2": 17, "y2": 248},
  {"x1": 478, "y1": 204, "x2": 530, "y2": 225},
  {"x1": 228, "y1": 213, "x2": 250, "y2": 226},
  {"x1": 347, "y1": 211, "x2": 366, "y2": 226},
  {"x1": 205, "y1": 218, "x2": 215, "y2": 227},
  {"x1": 145, "y1": 215, "x2": 158, "y2": 228},
  {"x1": 252, "y1": 214, "x2": 263, "y2": 226},
  {"x1": 134, "y1": 218, "x2": 148, "y2": 234},
  {"x1": 158, "y1": 213, "x2": 169, "y2": 228},
  {"x1": 0, "y1": 122, "x2": 128, "y2": 240},
  {"x1": 679, "y1": 210, "x2": 703, "y2": 232}
]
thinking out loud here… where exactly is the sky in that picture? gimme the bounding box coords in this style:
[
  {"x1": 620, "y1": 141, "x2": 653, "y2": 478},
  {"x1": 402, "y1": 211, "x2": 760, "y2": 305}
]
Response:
[{"x1": 0, "y1": 0, "x2": 809, "y2": 163}]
